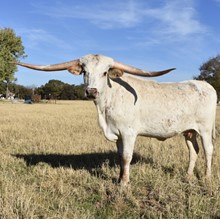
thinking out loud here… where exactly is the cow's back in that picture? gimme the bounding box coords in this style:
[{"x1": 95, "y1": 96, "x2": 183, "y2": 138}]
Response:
[{"x1": 107, "y1": 76, "x2": 217, "y2": 139}]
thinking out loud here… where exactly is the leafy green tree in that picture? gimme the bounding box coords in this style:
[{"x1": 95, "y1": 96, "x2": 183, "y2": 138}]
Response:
[
  {"x1": 0, "y1": 81, "x2": 6, "y2": 95},
  {"x1": 60, "y1": 84, "x2": 85, "y2": 100},
  {"x1": 74, "y1": 84, "x2": 86, "y2": 100},
  {"x1": 0, "y1": 28, "x2": 26, "y2": 97},
  {"x1": 60, "y1": 84, "x2": 77, "y2": 100},
  {"x1": 35, "y1": 86, "x2": 45, "y2": 99},
  {"x1": 194, "y1": 54, "x2": 220, "y2": 99},
  {"x1": 43, "y1": 80, "x2": 65, "y2": 99}
]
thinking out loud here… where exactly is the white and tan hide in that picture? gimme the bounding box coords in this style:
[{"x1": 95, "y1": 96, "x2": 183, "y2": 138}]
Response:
[{"x1": 16, "y1": 54, "x2": 217, "y2": 185}]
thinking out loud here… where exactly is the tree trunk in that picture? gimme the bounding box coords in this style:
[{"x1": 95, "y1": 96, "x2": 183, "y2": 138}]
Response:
[{"x1": 6, "y1": 82, "x2": 9, "y2": 99}]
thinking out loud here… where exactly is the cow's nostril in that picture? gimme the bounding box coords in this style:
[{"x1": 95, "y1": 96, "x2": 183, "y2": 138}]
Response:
[{"x1": 85, "y1": 88, "x2": 98, "y2": 99}]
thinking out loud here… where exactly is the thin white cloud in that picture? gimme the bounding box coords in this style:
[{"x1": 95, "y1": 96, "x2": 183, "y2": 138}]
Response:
[
  {"x1": 32, "y1": 0, "x2": 207, "y2": 38},
  {"x1": 146, "y1": 1, "x2": 207, "y2": 37},
  {"x1": 17, "y1": 28, "x2": 70, "y2": 50},
  {"x1": 31, "y1": 0, "x2": 143, "y2": 29}
]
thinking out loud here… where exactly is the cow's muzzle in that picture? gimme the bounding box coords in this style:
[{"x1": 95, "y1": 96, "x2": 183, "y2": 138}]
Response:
[{"x1": 85, "y1": 88, "x2": 98, "y2": 99}]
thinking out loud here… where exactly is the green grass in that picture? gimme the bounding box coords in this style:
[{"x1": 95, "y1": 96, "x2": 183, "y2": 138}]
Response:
[{"x1": 0, "y1": 101, "x2": 220, "y2": 218}]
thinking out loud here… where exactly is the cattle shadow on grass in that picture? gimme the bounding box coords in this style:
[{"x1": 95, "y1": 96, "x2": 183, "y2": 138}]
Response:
[{"x1": 13, "y1": 151, "x2": 154, "y2": 181}]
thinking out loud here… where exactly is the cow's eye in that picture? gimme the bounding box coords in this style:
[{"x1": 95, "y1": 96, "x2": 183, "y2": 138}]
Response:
[{"x1": 103, "y1": 72, "x2": 107, "y2": 76}]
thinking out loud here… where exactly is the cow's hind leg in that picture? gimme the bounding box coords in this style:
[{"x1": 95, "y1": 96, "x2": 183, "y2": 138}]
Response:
[
  {"x1": 200, "y1": 132, "x2": 214, "y2": 178},
  {"x1": 116, "y1": 134, "x2": 136, "y2": 186},
  {"x1": 184, "y1": 130, "x2": 199, "y2": 176}
]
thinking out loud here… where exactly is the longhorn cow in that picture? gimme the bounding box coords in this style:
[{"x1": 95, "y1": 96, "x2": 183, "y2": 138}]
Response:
[{"x1": 16, "y1": 54, "x2": 217, "y2": 185}]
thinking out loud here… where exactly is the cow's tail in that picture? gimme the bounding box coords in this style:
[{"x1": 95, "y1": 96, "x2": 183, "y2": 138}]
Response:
[
  {"x1": 212, "y1": 88, "x2": 217, "y2": 141},
  {"x1": 212, "y1": 117, "x2": 216, "y2": 140},
  {"x1": 212, "y1": 101, "x2": 216, "y2": 141}
]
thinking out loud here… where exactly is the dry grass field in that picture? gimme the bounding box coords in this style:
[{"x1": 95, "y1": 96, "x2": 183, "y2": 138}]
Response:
[{"x1": 0, "y1": 100, "x2": 220, "y2": 218}]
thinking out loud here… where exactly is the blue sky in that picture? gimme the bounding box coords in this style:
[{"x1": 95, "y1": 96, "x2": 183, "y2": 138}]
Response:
[{"x1": 1, "y1": 0, "x2": 220, "y2": 87}]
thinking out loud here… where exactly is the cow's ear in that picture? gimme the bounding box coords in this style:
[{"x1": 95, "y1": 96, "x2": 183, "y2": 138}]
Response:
[
  {"x1": 67, "y1": 65, "x2": 82, "y2": 75},
  {"x1": 108, "y1": 68, "x2": 124, "y2": 78}
]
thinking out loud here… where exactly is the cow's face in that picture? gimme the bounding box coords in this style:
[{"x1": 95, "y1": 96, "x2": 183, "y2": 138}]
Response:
[{"x1": 81, "y1": 54, "x2": 121, "y2": 99}]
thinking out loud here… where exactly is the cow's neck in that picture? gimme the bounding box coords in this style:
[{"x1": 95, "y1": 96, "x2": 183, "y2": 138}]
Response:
[
  {"x1": 93, "y1": 84, "x2": 112, "y2": 113},
  {"x1": 93, "y1": 86, "x2": 112, "y2": 135}
]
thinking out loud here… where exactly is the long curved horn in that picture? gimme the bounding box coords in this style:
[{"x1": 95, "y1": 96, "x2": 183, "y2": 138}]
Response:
[
  {"x1": 16, "y1": 59, "x2": 81, "y2": 74},
  {"x1": 112, "y1": 61, "x2": 175, "y2": 77}
]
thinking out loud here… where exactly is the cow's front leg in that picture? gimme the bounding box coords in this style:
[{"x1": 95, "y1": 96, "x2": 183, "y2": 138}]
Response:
[{"x1": 116, "y1": 135, "x2": 136, "y2": 186}]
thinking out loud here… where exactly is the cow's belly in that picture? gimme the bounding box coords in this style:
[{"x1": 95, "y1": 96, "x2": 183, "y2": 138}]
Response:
[{"x1": 138, "y1": 115, "x2": 199, "y2": 140}]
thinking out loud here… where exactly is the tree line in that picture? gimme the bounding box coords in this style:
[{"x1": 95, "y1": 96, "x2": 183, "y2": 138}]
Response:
[
  {"x1": 37, "y1": 80, "x2": 85, "y2": 100},
  {"x1": 1, "y1": 27, "x2": 220, "y2": 101},
  {"x1": 0, "y1": 79, "x2": 86, "y2": 100}
]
